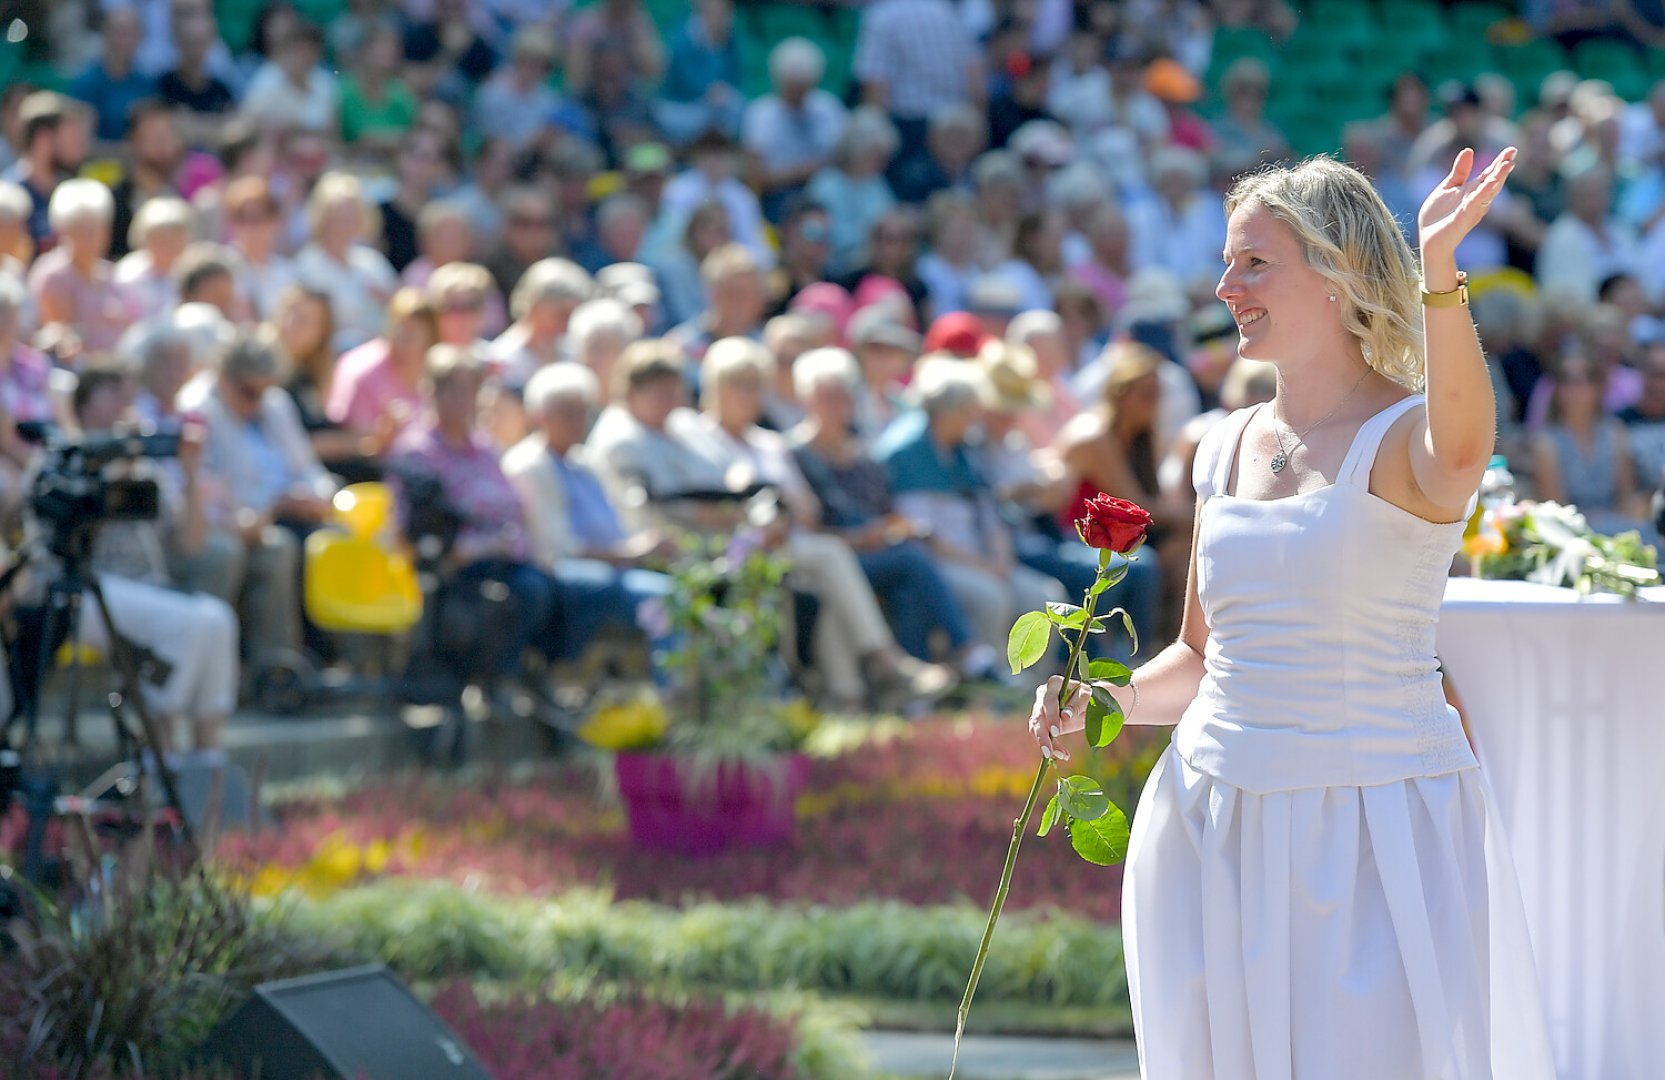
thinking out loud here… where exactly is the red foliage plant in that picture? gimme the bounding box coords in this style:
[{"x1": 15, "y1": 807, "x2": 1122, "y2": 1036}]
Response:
[{"x1": 429, "y1": 980, "x2": 804, "y2": 1080}]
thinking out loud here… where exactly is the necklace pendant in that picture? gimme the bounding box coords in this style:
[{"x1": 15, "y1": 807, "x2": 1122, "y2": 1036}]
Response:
[{"x1": 1270, "y1": 451, "x2": 1288, "y2": 474}]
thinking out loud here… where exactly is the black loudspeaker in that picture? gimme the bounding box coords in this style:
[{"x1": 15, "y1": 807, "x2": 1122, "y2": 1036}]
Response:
[{"x1": 195, "y1": 964, "x2": 492, "y2": 1079}]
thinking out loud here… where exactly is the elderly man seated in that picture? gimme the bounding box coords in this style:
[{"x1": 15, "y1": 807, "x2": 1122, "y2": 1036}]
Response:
[
  {"x1": 501, "y1": 363, "x2": 673, "y2": 669},
  {"x1": 177, "y1": 330, "x2": 335, "y2": 664},
  {"x1": 874, "y1": 357, "x2": 1068, "y2": 658}
]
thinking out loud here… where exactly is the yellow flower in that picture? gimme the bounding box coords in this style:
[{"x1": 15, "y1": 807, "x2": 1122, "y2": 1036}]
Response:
[
  {"x1": 780, "y1": 699, "x2": 822, "y2": 739},
  {"x1": 578, "y1": 694, "x2": 670, "y2": 750},
  {"x1": 248, "y1": 864, "x2": 295, "y2": 899}
]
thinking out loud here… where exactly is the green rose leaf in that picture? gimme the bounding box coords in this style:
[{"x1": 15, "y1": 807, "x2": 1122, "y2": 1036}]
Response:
[
  {"x1": 1044, "y1": 602, "x2": 1090, "y2": 630},
  {"x1": 1089, "y1": 561, "x2": 1130, "y2": 598},
  {"x1": 1101, "y1": 606, "x2": 1138, "y2": 654},
  {"x1": 1059, "y1": 774, "x2": 1109, "y2": 822},
  {"x1": 1038, "y1": 792, "x2": 1062, "y2": 838},
  {"x1": 1068, "y1": 803, "x2": 1131, "y2": 866},
  {"x1": 1085, "y1": 687, "x2": 1124, "y2": 748},
  {"x1": 1007, "y1": 611, "x2": 1052, "y2": 674},
  {"x1": 1087, "y1": 658, "x2": 1132, "y2": 686}
]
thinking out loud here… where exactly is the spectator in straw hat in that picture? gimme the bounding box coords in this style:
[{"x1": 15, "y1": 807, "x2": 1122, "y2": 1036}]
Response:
[{"x1": 978, "y1": 336, "x2": 1157, "y2": 662}]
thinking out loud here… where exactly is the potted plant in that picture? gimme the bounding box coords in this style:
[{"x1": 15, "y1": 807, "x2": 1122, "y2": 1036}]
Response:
[{"x1": 578, "y1": 531, "x2": 819, "y2": 855}]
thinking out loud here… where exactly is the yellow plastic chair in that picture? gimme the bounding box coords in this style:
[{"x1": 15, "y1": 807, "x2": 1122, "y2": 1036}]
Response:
[
  {"x1": 332, "y1": 482, "x2": 394, "y2": 540},
  {"x1": 55, "y1": 642, "x2": 105, "y2": 668},
  {"x1": 1466, "y1": 267, "x2": 1537, "y2": 304},
  {"x1": 305, "y1": 532, "x2": 422, "y2": 634}
]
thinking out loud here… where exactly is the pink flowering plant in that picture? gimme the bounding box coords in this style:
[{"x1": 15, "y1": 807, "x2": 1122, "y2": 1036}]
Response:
[{"x1": 951, "y1": 492, "x2": 1152, "y2": 1077}]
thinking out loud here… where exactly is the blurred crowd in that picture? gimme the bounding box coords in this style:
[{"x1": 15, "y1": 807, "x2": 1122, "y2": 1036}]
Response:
[{"x1": 0, "y1": 0, "x2": 1660, "y2": 753}]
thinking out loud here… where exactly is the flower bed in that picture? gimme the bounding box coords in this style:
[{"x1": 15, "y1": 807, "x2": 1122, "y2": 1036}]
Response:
[
  {"x1": 219, "y1": 715, "x2": 1167, "y2": 922},
  {"x1": 430, "y1": 982, "x2": 817, "y2": 1080}
]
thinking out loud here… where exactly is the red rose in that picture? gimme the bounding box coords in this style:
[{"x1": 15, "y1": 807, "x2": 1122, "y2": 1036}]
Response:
[{"x1": 1074, "y1": 493, "x2": 1152, "y2": 554}]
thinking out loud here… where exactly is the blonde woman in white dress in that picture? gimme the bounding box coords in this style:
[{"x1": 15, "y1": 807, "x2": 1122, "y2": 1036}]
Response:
[{"x1": 1031, "y1": 150, "x2": 1556, "y2": 1078}]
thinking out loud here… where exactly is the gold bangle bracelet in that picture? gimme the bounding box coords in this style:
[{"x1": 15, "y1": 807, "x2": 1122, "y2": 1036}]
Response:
[{"x1": 1421, "y1": 270, "x2": 1469, "y2": 308}]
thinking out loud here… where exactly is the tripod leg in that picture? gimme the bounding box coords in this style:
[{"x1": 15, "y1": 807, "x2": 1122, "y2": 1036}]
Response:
[
  {"x1": 59, "y1": 588, "x2": 85, "y2": 748},
  {"x1": 81, "y1": 576, "x2": 196, "y2": 855}
]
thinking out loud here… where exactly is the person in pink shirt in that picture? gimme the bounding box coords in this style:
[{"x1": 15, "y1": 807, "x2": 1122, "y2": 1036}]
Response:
[
  {"x1": 27, "y1": 179, "x2": 140, "y2": 360},
  {"x1": 1522, "y1": 307, "x2": 1644, "y2": 428},
  {"x1": 325, "y1": 286, "x2": 437, "y2": 444}
]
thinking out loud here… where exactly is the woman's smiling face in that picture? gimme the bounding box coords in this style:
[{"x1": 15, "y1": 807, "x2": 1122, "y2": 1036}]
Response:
[{"x1": 1216, "y1": 201, "x2": 1337, "y2": 362}]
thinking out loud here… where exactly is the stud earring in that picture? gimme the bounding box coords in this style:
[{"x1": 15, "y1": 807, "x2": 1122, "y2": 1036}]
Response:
[{"x1": 1327, "y1": 294, "x2": 1338, "y2": 302}]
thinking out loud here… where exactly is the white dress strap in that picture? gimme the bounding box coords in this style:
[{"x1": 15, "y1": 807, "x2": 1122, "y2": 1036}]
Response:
[
  {"x1": 1336, "y1": 395, "x2": 1424, "y2": 488},
  {"x1": 1198, "y1": 403, "x2": 1263, "y2": 500}
]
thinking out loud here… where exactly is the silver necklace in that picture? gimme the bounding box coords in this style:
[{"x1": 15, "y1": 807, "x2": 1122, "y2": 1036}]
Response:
[{"x1": 1269, "y1": 368, "x2": 1371, "y2": 474}]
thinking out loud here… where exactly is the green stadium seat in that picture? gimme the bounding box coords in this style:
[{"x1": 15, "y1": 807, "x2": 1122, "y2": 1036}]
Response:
[
  {"x1": 1212, "y1": 26, "x2": 1279, "y2": 69},
  {"x1": 643, "y1": 0, "x2": 685, "y2": 33},
  {"x1": 293, "y1": 0, "x2": 346, "y2": 26},
  {"x1": 1296, "y1": 6, "x2": 1378, "y2": 53},
  {"x1": 1573, "y1": 39, "x2": 1651, "y2": 100},
  {"x1": 1376, "y1": 0, "x2": 1448, "y2": 56},
  {"x1": 756, "y1": 4, "x2": 827, "y2": 44},
  {"x1": 1424, "y1": 42, "x2": 1500, "y2": 86},
  {"x1": 1497, "y1": 37, "x2": 1566, "y2": 79},
  {"x1": 1446, "y1": 2, "x2": 1513, "y2": 40}
]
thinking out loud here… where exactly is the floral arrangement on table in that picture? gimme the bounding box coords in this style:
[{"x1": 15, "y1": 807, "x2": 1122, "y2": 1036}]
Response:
[
  {"x1": 951, "y1": 492, "x2": 1152, "y2": 1077},
  {"x1": 576, "y1": 530, "x2": 818, "y2": 760},
  {"x1": 1466, "y1": 500, "x2": 1660, "y2": 597}
]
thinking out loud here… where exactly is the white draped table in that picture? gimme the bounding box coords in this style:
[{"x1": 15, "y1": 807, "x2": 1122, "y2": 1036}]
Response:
[{"x1": 1438, "y1": 578, "x2": 1665, "y2": 1080}]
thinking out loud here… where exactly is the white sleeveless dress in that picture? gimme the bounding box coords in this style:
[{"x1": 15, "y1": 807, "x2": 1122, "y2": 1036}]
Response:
[{"x1": 1123, "y1": 397, "x2": 1555, "y2": 1079}]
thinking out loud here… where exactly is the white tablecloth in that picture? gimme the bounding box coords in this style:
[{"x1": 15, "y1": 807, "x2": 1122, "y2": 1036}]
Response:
[{"x1": 1438, "y1": 578, "x2": 1665, "y2": 1080}]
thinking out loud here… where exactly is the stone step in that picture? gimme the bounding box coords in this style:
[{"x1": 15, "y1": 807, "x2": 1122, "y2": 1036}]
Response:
[{"x1": 865, "y1": 1031, "x2": 1141, "y2": 1080}]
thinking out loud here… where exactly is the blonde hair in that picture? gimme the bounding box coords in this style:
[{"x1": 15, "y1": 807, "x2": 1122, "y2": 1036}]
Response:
[
  {"x1": 426, "y1": 261, "x2": 494, "y2": 303},
  {"x1": 306, "y1": 172, "x2": 381, "y2": 244},
  {"x1": 700, "y1": 243, "x2": 760, "y2": 286},
  {"x1": 1220, "y1": 358, "x2": 1278, "y2": 411},
  {"x1": 1225, "y1": 157, "x2": 1424, "y2": 390},
  {"x1": 424, "y1": 343, "x2": 483, "y2": 389},
  {"x1": 1099, "y1": 341, "x2": 1164, "y2": 424},
  {"x1": 129, "y1": 196, "x2": 194, "y2": 249},
  {"x1": 701, "y1": 336, "x2": 771, "y2": 400}
]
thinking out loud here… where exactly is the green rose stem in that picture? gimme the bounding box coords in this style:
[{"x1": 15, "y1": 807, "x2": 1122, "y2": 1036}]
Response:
[{"x1": 948, "y1": 576, "x2": 1104, "y2": 1080}]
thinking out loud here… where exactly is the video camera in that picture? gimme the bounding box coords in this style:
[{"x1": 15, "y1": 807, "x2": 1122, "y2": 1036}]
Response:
[{"x1": 19, "y1": 422, "x2": 180, "y2": 539}]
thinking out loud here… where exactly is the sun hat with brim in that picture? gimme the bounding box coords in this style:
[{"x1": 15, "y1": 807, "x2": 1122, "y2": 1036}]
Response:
[
  {"x1": 848, "y1": 306, "x2": 923, "y2": 351},
  {"x1": 967, "y1": 276, "x2": 1026, "y2": 317},
  {"x1": 980, "y1": 344, "x2": 1053, "y2": 411}
]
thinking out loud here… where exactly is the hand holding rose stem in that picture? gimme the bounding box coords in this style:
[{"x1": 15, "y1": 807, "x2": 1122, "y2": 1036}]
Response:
[{"x1": 949, "y1": 494, "x2": 1153, "y2": 1079}]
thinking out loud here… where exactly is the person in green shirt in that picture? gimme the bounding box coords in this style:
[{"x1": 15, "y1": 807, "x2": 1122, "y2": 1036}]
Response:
[{"x1": 338, "y1": 22, "x2": 417, "y2": 157}]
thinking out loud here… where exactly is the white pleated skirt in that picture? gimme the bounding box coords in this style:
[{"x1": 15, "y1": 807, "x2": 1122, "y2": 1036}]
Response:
[{"x1": 1123, "y1": 745, "x2": 1556, "y2": 1080}]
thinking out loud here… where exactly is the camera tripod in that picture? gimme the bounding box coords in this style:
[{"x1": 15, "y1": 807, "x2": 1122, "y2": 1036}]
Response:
[{"x1": 0, "y1": 530, "x2": 196, "y2": 872}]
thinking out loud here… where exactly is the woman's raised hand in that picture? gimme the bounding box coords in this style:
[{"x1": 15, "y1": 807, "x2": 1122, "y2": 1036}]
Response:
[
  {"x1": 1418, "y1": 146, "x2": 1517, "y2": 259},
  {"x1": 1028, "y1": 675, "x2": 1092, "y2": 763}
]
